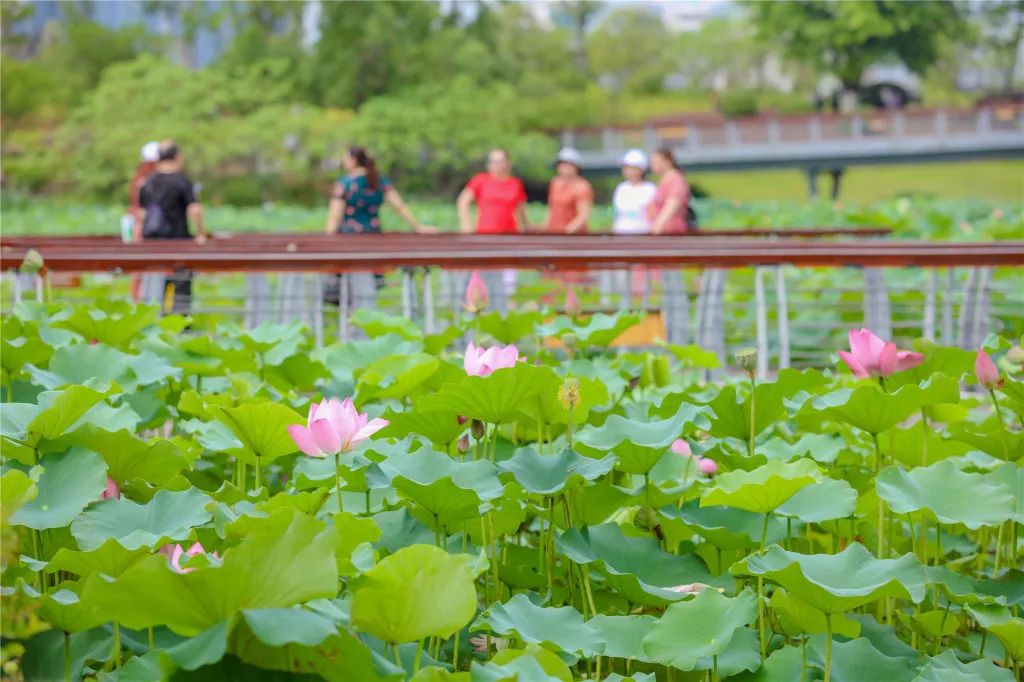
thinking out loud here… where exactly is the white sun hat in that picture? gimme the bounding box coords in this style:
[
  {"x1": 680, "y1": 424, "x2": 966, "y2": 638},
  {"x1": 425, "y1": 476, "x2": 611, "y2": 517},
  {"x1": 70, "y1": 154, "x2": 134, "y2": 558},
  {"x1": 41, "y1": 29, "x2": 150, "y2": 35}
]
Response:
[
  {"x1": 620, "y1": 148, "x2": 648, "y2": 171},
  {"x1": 556, "y1": 147, "x2": 583, "y2": 167},
  {"x1": 140, "y1": 141, "x2": 160, "y2": 162}
]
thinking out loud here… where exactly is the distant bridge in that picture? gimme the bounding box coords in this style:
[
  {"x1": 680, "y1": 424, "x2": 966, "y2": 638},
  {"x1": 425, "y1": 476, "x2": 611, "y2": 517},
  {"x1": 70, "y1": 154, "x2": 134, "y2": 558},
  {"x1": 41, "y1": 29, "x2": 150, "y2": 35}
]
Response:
[{"x1": 556, "y1": 106, "x2": 1024, "y2": 181}]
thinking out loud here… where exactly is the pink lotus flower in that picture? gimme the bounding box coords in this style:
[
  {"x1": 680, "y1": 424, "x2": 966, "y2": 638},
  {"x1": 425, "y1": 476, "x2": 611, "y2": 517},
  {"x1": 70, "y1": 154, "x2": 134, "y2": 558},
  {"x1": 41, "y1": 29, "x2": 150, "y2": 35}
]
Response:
[
  {"x1": 464, "y1": 342, "x2": 520, "y2": 377},
  {"x1": 160, "y1": 542, "x2": 219, "y2": 574},
  {"x1": 464, "y1": 271, "x2": 489, "y2": 313},
  {"x1": 837, "y1": 328, "x2": 924, "y2": 379},
  {"x1": 697, "y1": 458, "x2": 718, "y2": 476},
  {"x1": 565, "y1": 286, "x2": 582, "y2": 318},
  {"x1": 470, "y1": 635, "x2": 509, "y2": 653},
  {"x1": 101, "y1": 478, "x2": 120, "y2": 500},
  {"x1": 667, "y1": 583, "x2": 722, "y2": 595},
  {"x1": 975, "y1": 349, "x2": 1003, "y2": 390},
  {"x1": 287, "y1": 397, "x2": 389, "y2": 458},
  {"x1": 670, "y1": 439, "x2": 692, "y2": 457}
]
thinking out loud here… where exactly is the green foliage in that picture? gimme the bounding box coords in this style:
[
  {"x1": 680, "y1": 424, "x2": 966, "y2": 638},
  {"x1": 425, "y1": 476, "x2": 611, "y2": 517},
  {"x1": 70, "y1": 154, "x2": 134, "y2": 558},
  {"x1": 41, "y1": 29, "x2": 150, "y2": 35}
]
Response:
[
  {"x1": 2, "y1": 299, "x2": 1023, "y2": 678},
  {"x1": 747, "y1": 0, "x2": 966, "y2": 89}
]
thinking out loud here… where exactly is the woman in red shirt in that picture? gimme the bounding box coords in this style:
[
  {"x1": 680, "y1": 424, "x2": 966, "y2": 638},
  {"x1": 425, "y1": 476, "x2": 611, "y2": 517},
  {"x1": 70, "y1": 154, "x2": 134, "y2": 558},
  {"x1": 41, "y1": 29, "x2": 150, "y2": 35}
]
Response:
[
  {"x1": 649, "y1": 147, "x2": 692, "y2": 234},
  {"x1": 544, "y1": 147, "x2": 594, "y2": 234},
  {"x1": 457, "y1": 148, "x2": 528, "y2": 234}
]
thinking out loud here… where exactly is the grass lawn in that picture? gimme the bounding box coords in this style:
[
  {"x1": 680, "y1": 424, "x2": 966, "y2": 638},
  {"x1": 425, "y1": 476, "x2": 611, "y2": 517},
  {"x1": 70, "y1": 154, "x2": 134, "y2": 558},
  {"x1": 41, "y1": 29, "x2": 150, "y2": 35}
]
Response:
[{"x1": 692, "y1": 159, "x2": 1024, "y2": 203}]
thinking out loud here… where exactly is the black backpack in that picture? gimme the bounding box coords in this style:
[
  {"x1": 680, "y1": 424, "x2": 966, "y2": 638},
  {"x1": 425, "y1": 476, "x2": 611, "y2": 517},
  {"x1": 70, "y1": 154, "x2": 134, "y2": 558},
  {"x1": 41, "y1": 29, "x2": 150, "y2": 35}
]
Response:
[{"x1": 141, "y1": 179, "x2": 173, "y2": 238}]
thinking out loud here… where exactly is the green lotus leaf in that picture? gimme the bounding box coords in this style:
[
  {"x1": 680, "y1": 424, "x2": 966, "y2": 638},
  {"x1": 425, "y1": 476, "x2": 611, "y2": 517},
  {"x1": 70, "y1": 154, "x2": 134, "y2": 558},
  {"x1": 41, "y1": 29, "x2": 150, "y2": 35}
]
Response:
[
  {"x1": 775, "y1": 477, "x2": 858, "y2": 523},
  {"x1": 351, "y1": 308, "x2": 424, "y2": 341},
  {"x1": 489, "y1": 647, "x2": 573, "y2": 682},
  {"x1": 232, "y1": 321, "x2": 306, "y2": 364},
  {"x1": 473, "y1": 593, "x2": 604, "y2": 657},
  {"x1": 913, "y1": 649, "x2": 1015, "y2": 682},
  {"x1": 1, "y1": 331, "x2": 53, "y2": 383},
  {"x1": 998, "y1": 376, "x2": 1024, "y2": 419},
  {"x1": 663, "y1": 343, "x2": 721, "y2": 369},
  {"x1": 661, "y1": 501, "x2": 788, "y2": 551},
  {"x1": 814, "y1": 377, "x2": 959, "y2": 435},
  {"x1": 729, "y1": 645, "x2": 804, "y2": 682},
  {"x1": 980, "y1": 462, "x2": 1024, "y2": 523},
  {"x1": 70, "y1": 488, "x2": 213, "y2": 551},
  {"x1": 53, "y1": 304, "x2": 159, "y2": 348},
  {"x1": 641, "y1": 588, "x2": 756, "y2": 671},
  {"x1": 887, "y1": 344, "x2": 976, "y2": 389},
  {"x1": 807, "y1": 635, "x2": 917, "y2": 682},
  {"x1": 925, "y1": 566, "x2": 1008, "y2": 606},
  {"x1": 518, "y1": 375, "x2": 610, "y2": 428},
  {"x1": 47, "y1": 426, "x2": 187, "y2": 487},
  {"x1": 758, "y1": 433, "x2": 847, "y2": 464},
  {"x1": 375, "y1": 450, "x2": 503, "y2": 525},
  {"x1": 351, "y1": 544, "x2": 477, "y2": 644},
  {"x1": 588, "y1": 614, "x2": 656, "y2": 661},
  {"x1": 886, "y1": 423, "x2": 971, "y2": 467},
  {"x1": 537, "y1": 311, "x2": 643, "y2": 347},
  {"x1": 421, "y1": 364, "x2": 561, "y2": 425},
  {"x1": 19, "y1": 628, "x2": 111, "y2": 682},
  {"x1": 378, "y1": 403, "x2": 466, "y2": 446},
  {"x1": 356, "y1": 352, "x2": 440, "y2": 402},
  {"x1": 497, "y1": 448, "x2": 615, "y2": 496},
  {"x1": 81, "y1": 508, "x2": 338, "y2": 636},
  {"x1": 471, "y1": 655, "x2": 563, "y2": 682},
  {"x1": 37, "y1": 586, "x2": 106, "y2": 633},
  {"x1": 208, "y1": 402, "x2": 305, "y2": 466},
  {"x1": 47, "y1": 538, "x2": 150, "y2": 578},
  {"x1": 946, "y1": 420, "x2": 1024, "y2": 461},
  {"x1": 1, "y1": 469, "x2": 38, "y2": 524},
  {"x1": 769, "y1": 588, "x2": 860, "y2": 638},
  {"x1": 896, "y1": 608, "x2": 962, "y2": 640},
  {"x1": 27, "y1": 343, "x2": 135, "y2": 390},
  {"x1": 693, "y1": 626, "x2": 761, "y2": 677},
  {"x1": 240, "y1": 607, "x2": 338, "y2": 647},
  {"x1": 707, "y1": 383, "x2": 785, "y2": 441},
  {"x1": 575, "y1": 412, "x2": 691, "y2": 474},
  {"x1": 334, "y1": 511, "x2": 382, "y2": 577},
  {"x1": 11, "y1": 449, "x2": 107, "y2": 531},
  {"x1": 732, "y1": 543, "x2": 926, "y2": 614},
  {"x1": 875, "y1": 460, "x2": 1015, "y2": 529},
  {"x1": 556, "y1": 523, "x2": 727, "y2": 605},
  {"x1": 701, "y1": 458, "x2": 822, "y2": 514},
  {"x1": 14, "y1": 385, "x2": 113, "y2": 454},
  {"x1": 476, "y1": 309, "x2": 545, "y2": 344},
  {"x1": 316, "y1": 333, "x2": 423, "y2": 382},
  {"x1": 968, "y1": 604, "x2": 1024, "y2": 659}
]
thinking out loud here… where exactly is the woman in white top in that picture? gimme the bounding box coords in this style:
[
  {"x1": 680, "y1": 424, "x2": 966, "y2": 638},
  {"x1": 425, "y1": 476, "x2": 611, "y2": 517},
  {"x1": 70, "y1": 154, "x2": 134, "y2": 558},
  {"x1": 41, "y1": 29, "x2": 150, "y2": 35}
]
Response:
[
  {"x1": 612, "y1": 149, "x2": 657, "y2": 234},
  {"x1": 603, "y1": 149, "x2": 657, "y2": 305}
]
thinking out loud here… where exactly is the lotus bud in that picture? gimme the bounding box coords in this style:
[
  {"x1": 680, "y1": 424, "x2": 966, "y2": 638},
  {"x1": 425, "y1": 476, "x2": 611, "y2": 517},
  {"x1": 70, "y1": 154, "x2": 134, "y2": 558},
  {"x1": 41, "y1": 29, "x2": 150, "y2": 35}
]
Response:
[
  {"x1": 471, "y1": 419, "x2": 486, "y2": 440},
  {"x1": 697, "y1": 457, "x2": 718, "y2": 476},
  {"x1": 670, "y1": 439, "x2": 692, "y2": 457},
  {"x1": 457, "y1": 435, "x2": 470, "y2": 454},
  {"x1": 458, "y1": 415, "x2": 468, "y2": 425},
  {"x1": 735, "y1": 347, "x2": 758, "y2": 376},
  {"x1": 975, "y1": 349, "x2": 1003, "y2": 390},
  {"x1": 464, "y1": 271, "x2": 489, "y2": 314},
  {"x1": 565, "y1": 286, "x2": 582, "y2": 318},
  {"x1": 558, "y1": 378, "x2": 580, "y2": 412}
]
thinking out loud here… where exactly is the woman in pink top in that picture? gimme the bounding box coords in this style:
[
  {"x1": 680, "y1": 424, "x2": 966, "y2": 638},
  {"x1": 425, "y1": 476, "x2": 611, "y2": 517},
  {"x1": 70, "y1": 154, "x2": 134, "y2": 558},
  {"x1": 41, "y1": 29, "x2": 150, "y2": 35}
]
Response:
[{"x1": 649, "y1": 147, "x2": 691, "y2": 235}]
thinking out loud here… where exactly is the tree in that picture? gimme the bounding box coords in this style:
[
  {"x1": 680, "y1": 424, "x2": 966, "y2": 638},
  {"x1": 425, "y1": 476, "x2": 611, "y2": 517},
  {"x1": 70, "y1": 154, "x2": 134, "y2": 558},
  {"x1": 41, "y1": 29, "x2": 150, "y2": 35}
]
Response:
[
  {"x1": 587, "y1": 7, "x2": 673, "y2": 94},
  {"x1": 977, "y1": 0, "x2": 1024, "y2": 91},
  {"x1": 554, "y1": 0, "x2": 603, "y2": 76},
  {"x1": 746, "y1": 0, "x2": 965, "y2": 92}
]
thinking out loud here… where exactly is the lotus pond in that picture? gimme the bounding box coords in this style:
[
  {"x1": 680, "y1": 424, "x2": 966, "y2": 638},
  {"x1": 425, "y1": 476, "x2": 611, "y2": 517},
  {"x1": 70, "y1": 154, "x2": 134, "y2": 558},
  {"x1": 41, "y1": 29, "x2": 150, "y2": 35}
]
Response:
[{"x1": 1, "y1": 299, "x2": 1022, "y2": 682}]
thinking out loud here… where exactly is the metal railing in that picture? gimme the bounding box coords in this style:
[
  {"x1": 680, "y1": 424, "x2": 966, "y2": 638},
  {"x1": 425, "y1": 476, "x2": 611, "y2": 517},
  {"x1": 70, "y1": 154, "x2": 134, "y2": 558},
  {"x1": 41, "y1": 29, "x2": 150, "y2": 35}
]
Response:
[
  {"x1": 556, "y1": 105, "x2": 1024, "y2": 171},
  {"x1": 3, "y1": 232, "x2": 1022, "y2": 375}
]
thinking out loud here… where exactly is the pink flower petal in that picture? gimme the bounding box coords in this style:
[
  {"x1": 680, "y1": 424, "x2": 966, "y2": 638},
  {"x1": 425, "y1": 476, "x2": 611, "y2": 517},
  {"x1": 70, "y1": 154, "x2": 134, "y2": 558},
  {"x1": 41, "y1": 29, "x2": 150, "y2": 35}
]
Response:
[
  {"x1": 670, "y1": 439, "x2": 692, "y2": 457},
  {"x1": 697, "y1": 458, "x2": 718, "y2": 475},
  {"x1": 288, "y1": 424, "x2": 326, "y2": 457},
  {"x1": 975, "y1": 349, "x2": 1000, "y2": 389},
  {"x1": 878, "y1": 342, "x2": 899, "y2": 377},
  {"x1": 837, "y1": 350, "x2": 870, "y2": 379},
  {"x1": 310, "y1": 418, "x2": 343, "y2": 455},
  {"x1": 895, "y1": 350, "x2": 924, "y2": 374},
  {"x1": 352, "y1": 417, "x2": 390, "y2": 446},
  {"x1": 101, "y1": 477, "x2": 121, "y2": 500}
]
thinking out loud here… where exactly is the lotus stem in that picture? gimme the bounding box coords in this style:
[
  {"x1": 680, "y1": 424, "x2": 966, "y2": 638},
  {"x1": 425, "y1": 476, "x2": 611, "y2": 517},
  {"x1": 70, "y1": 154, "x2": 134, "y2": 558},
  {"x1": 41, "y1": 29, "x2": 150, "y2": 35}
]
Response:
[
  {"x1": 988, "y1": 389, "x2": 1011, "y2": 461},
  {"x1": 452, "y1": 629, "x2": 460, "y2": 670},
  {"x1": 148, "y1": 626, "x2": 155, "y2": 650},
  {"x1": 824, "y1": 613, "x2": 833, "y2": 682},
  {"x1": 800, "y1": 636, "x2": 807, "y2": 682},
  {"x1": 748, "y1": 375, "x2": 756, "y2": 459},
  {"x1": 413, "y1": 639, "x2": 424, "y2": 673},
  {"x1": 254, "y1": 456, "x2": 262, "y2": 491},
  {"x1": 758, "y1": 575, "x2": 766, "y2": 661},
  {"x1": 365, "y1": 491, "x2": 371, "y2": 516},
  {"x1": 112, "y1": 622, "x2": 122, "y2": 668},
  {"x1": 933, "y1": 601, "x2": 951, "y2": 656},
  {"x1": 393, "y1": 643, "x2": 402, "y2": 667},
  {"x1": 872, "y1": 434, "x2": 885, "y2": 559},
  {"x1": 64, "y1": 631, "x2": 71, "y2": 682},
  {"x1": 920, "y1": 409, "x2": 930, "y2": 466},
  {"x1": 644, "y1": 472, "x2": 655, "y2": 537},
  {"x1": 582, "y1": 564, "x2": 597, "y2": 617},
  {"x1": 994, "y1": 522, "x2": 1004, "y2": 575},
  {"x1": 333, "y1": 453, "x2": 343, "y2": 513}
]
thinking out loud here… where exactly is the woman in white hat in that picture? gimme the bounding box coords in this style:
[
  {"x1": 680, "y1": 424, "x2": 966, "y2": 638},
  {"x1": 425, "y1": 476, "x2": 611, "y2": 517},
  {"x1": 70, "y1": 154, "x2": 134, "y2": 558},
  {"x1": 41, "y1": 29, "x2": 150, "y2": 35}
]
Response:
[
  {"x1": 543, "y1": 147, "x2": 594, "y2": 234},
  {"x1": 612, "y1": 149, "x2": 657, "y2": 235}
]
